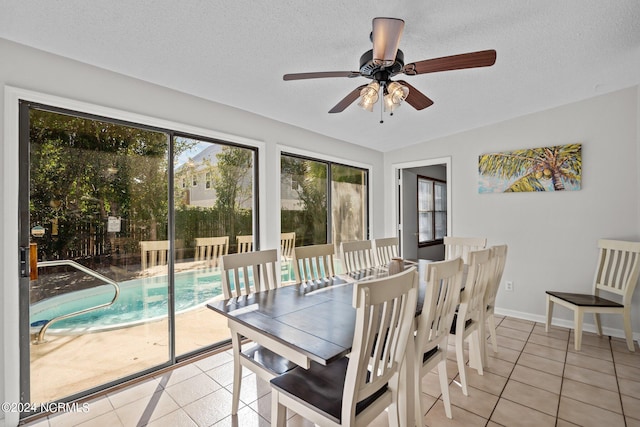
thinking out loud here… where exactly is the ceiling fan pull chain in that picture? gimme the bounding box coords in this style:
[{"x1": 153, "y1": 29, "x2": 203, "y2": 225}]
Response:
[{"x1": 380, "y1": 85, "x2": 384, "y2": 124}]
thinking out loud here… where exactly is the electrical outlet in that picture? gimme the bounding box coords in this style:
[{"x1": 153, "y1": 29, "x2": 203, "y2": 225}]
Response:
[{"x1": 505, "y1": 281, "x2": 514, "y2": 291}]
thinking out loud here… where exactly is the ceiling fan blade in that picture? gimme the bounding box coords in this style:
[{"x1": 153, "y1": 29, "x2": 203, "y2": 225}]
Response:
[
  {"x1": 396, "y1": 80, "x2": 434, "y2": 110},
  {"x1": 283, "y1": 71, "x2": 361, "y2": 81},
  {"x1": 404, "y1": 49, "x2": 497, "y2": 75},
  {"x1": 329, "y1": 85, "x2": 368, "y2": 113},
  {"x1": 372, "y1": 17, "x2": 405, "y2": 66}
]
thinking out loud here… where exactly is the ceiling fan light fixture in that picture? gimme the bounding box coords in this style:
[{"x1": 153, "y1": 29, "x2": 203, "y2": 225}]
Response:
[
  {"x1": 388, "y1": 81, "x2": 409, "y2": 102},
  {"x1": 358, "y1": 81, "x2": 380, "y2": 112},
  {"x1": 372, "y1": 17, "x2": 405, "y2": 67},
  {"x1": 384, "y1": 81, "x2": 409, "y2": 112}
]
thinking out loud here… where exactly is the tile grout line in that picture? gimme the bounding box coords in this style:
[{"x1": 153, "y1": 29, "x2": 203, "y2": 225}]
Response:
[
  {"x1": 482, "y1": 316, "x2": 525, "y2": 426},
  {"x1": 553, "y1": 324, "x2": 570, "y2": 427},
  {"x1": 609, "y1": 336, "x2": 628, "y2": 427}
]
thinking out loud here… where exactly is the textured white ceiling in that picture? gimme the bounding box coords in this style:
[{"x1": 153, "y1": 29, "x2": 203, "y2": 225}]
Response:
[{"x1": 1, "y1": 1, "x2": 639, "y2": 152}]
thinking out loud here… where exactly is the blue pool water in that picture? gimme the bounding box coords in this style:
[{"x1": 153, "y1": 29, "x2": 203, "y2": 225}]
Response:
[{"x1": 30, "y1": 269, "x2": 225, "y2": 332}]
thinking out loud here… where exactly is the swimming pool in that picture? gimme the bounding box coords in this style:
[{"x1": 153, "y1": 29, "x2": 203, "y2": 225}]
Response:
[{"x1": 30, "y1": 268, "x2": 225, "y2": 333}]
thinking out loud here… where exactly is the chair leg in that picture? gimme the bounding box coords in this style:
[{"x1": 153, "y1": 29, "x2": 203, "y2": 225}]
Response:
[
  {"x1": 593, "y1": 313, "x2": 603, "y2": 336},
  {"x1": 387, "y1": 401, "x2": 400, "y2": 427},
  {"x1": 545, "y1": 295, "x2": 553, "y2": 332},
  {"x1": 438, "y1": 359, "x2": 452, "y2": 419},
  {"x1": 271, "y1": 390, "x2": 286, "y2": 427},
  {"x1": 468, "y1": 331, "x2": 484, "y2": 376},
  {"x1": 488, "y1": 314, "x2": 498, "y2": 353},
  {"x1": 414, "y1": 362, "x2": 423, "y2": 426},
  {"x1": 230, "y1": 332, "x2": 243, "y2": 415},
  {"x1": 455, "y1": 333, "x2": 469, "y2": 396},
  {"x1": 623, "y1": 308, "x2": 635, "y2": 352},
  {"x1": 574, "y1": 309, "x2": 583, "y2": 351}
]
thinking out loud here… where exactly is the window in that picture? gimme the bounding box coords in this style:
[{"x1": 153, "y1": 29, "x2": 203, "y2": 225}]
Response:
[
  {"x1": 280, "y1": 153, "x2": 368, "y2": 253},
  {"x1": 418, "y1": 176, "x2": 447, "y2": 245},
  {"x1": 205, "y1": 172, "x2": 212, "y2": 189}
]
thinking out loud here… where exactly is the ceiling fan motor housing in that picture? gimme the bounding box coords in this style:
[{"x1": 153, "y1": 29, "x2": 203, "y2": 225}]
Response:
[{"x1": 359, "y1": 49, "x2": 404, "y2": 80}]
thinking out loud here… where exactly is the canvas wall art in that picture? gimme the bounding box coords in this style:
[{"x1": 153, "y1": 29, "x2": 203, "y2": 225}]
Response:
[{"x1": 478, "y1": 143, "x2": 581, "y2": 193}]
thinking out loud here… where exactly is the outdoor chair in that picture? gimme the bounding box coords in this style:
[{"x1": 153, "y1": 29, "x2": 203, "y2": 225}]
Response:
[
  {"x1": 140, "y1": 239, "x2": 184, "y2": 270},
  {"x1": 194, "y1": 236, "x2": 229, "y2": 267},
  {"x1": 270, "y1": 267, "x2": 419, "y2": 426},
  {"x1": 546, "y1": 239, "x2": 640, "y2": 351},
  {"x1": 236, "y1": 234, "x2": 253, "y2": 253}
]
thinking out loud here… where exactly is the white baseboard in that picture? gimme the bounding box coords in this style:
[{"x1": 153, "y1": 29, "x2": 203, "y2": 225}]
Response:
[{"x1": 494, "y1": 307, "x2": 640, "y2": 345}]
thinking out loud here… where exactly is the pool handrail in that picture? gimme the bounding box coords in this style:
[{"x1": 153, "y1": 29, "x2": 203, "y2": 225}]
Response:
[{"x1": 35, "y1": 260, "x2": 120, "y2": 343}]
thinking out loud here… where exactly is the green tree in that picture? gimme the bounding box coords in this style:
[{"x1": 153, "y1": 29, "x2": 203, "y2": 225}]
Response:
[
  {"x1": 29, "y1": 109, "x2": 171, "y2": 260},
  {"x1": 281, "y1": 156, "x2": 328, "y2": 245},
  {"x1": 478, "y1": 144, "x2": 581, "y2": 192},
  {"x1": 213, "y1": 146, "x2": 254, "y2": 239}
]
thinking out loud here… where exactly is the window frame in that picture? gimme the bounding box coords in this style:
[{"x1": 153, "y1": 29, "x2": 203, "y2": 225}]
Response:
[
  {"x1": 417, "y1": 175, "x2": 447, "y2": 247},
  {"x1": 280, "y1": 151, "x2": 370, "y2": 245}
]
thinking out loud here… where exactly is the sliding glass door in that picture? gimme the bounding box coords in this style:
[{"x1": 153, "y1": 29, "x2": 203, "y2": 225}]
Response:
[
  {"x1": 21, "y1": 105, "x2": 172, "y2": 404},
  {"x1": 173, "y1": 136, "x2": 256, "y2": 355},
  {"x1": 19, "y1": 103, "x2": 257, "y2": 413}
]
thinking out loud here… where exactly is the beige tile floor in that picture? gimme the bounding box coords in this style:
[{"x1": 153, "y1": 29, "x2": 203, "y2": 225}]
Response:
[
  {"x1": 29, "y1": 305, "x2": 231, "y2": 403},
  {"x1": 21, "y1": 315, "x2": 640, "y2": 427}
]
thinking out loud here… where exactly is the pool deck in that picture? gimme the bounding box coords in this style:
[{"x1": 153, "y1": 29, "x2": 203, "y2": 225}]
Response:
[{"x1": 30, "y1": 305, "x2": 231, "y2": 404}]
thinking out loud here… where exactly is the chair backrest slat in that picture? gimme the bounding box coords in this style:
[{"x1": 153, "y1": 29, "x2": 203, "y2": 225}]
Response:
[
  {"x1": 594, "y1": 239, "x2": 640, "y2": 302},
  {"x1": 292, "y1": 244, "x2": 335, "y2": 282},
  {"x1": 374, "y1": 237, "x2": 399, "y2": 266},
  {"x1": 444, "y1": 236, "x2": 487, "y2": 264},
  {"x1": 221, "y1": 249, "x2": 278, "y2": 299}
]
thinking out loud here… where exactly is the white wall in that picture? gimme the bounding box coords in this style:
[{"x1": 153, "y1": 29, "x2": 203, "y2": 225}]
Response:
[
  {"x1": 0, "y1": 38, "x2": 384, "y2": 426},
  {"x1": 385, "y1": 86, "x2": 640, "y2": 338}
]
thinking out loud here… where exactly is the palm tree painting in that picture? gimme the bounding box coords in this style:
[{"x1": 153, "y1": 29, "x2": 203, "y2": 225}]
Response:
[{"x1": 478, "y1": 143, "x2": 581, "y2": 193}]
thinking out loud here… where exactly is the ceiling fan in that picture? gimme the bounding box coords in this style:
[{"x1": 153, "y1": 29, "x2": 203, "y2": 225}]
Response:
[{"x1": 283, "y1": 17, "x2": 496, "y2": 118}]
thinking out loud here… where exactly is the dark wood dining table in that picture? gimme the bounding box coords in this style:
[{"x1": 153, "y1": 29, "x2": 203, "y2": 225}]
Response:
[{"x1": 207, "y1": 260, "x2": 434, "y2": 426}]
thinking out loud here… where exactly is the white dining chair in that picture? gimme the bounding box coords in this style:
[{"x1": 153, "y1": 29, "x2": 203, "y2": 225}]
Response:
[
  {"x1": 280, "y1": 232, "x2": 296, "y2": 283},
  {"x1": 546, "y1": 239, "x2": 640, "y2": 351},
  {"x1": 270, "y1": 267, "x2": 419, "y2": 427},
  {"x1": 340, "y1": 240, "x2": 376, "y2": 273},
  {"x1": 415, "y1": 257, "x2": 464, "y2": 420},
  {"x1": 444, "y1": 236, "x2": 487, "y2": 264},
  {"x1": 220, "y1": 249, "x2": 296, "y2": 414},
  {"x1": 373, "y1": 236, "x2": 399, "y2": 266},
  {"x1": 452, "y1": 248, "x2": 493, "y2": 395},
  {"x1": 292, "y1": 243, "x2": 335, "y2": 282},
  {"x1": 483, "y1": 244, "x2": 508, "y2": 359}
]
